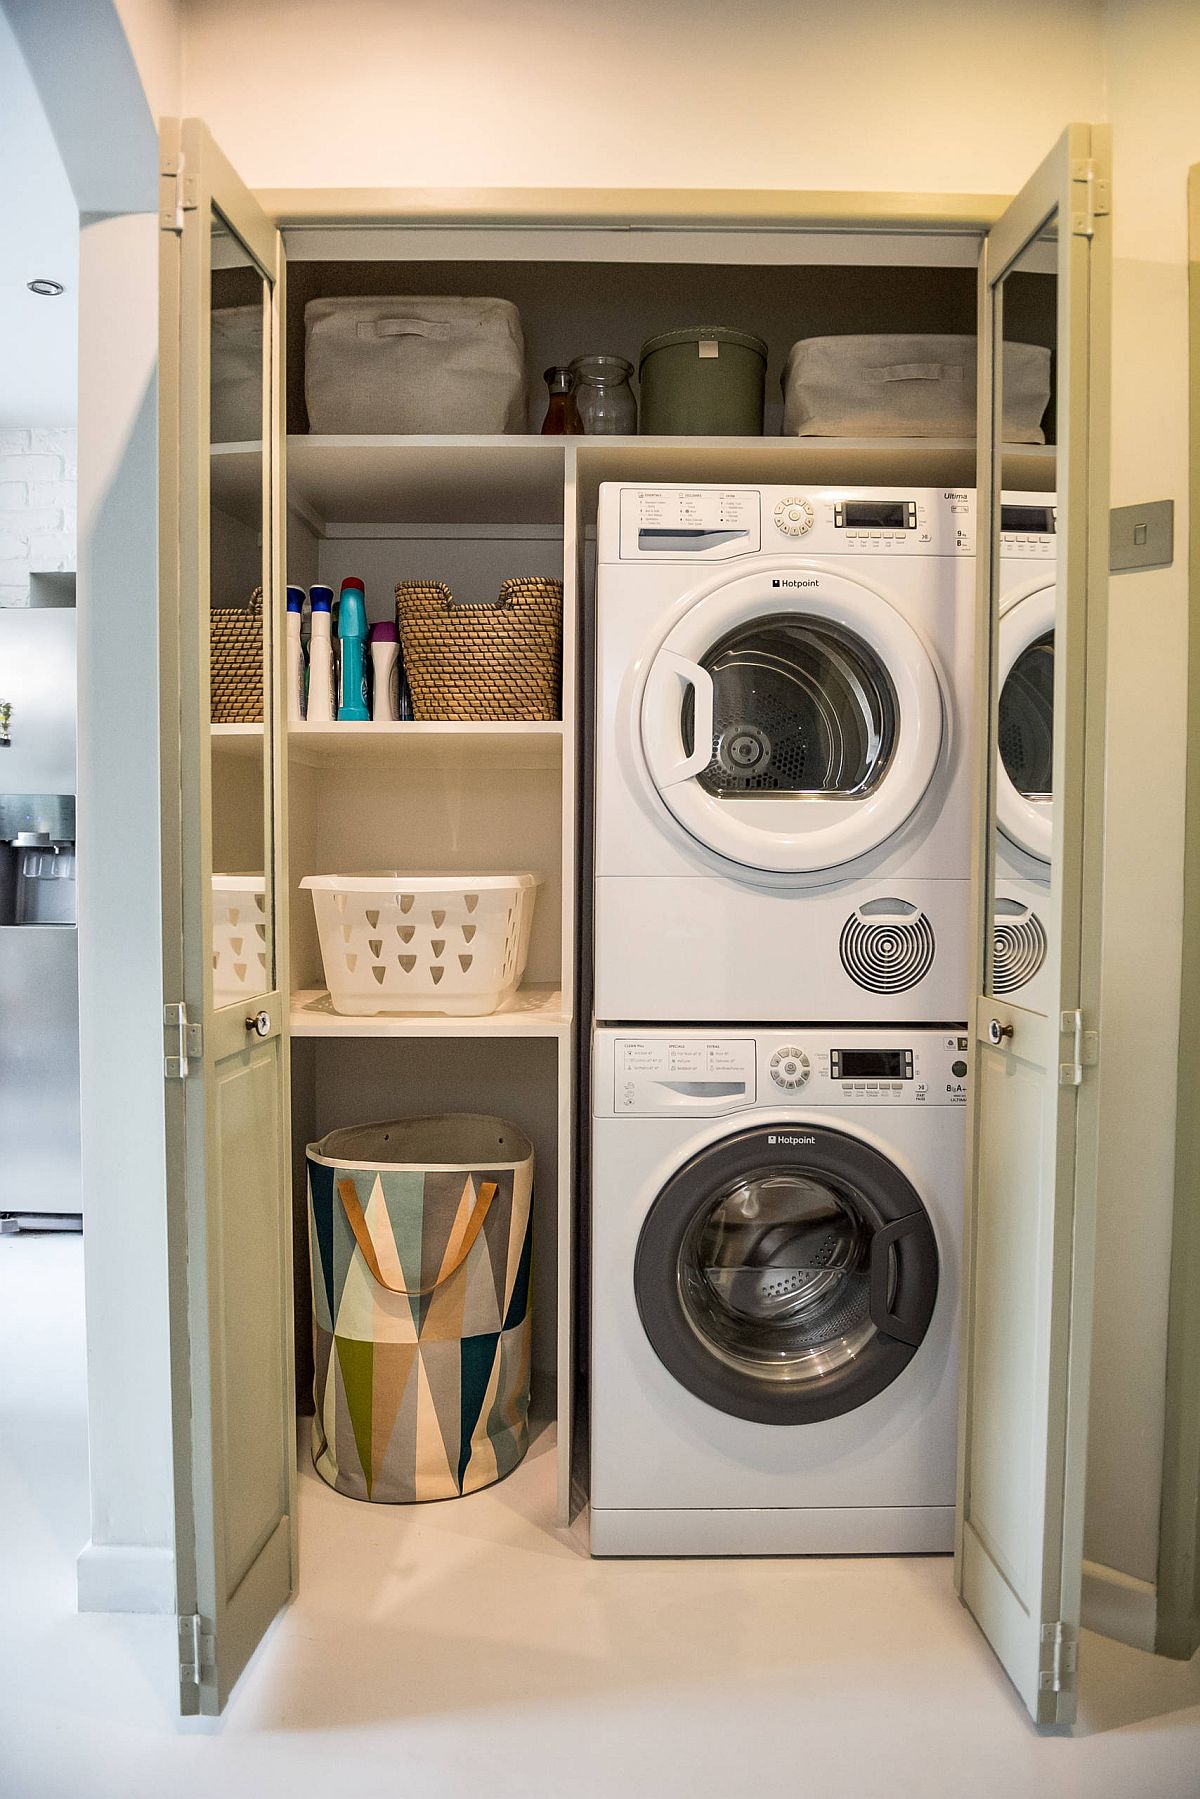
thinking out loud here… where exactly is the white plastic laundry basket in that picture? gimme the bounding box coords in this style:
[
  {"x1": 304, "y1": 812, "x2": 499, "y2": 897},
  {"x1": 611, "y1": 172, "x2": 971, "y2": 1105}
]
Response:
[
  {"x1": 301, "y1": 874, "x2": 541, "y2": 1016},
  {"x1": 303, "y1": 296, "x2": 527, "y2": 435},
  {"x1": 212, "y1": 875, "x2": 268, "y2": 1007}
]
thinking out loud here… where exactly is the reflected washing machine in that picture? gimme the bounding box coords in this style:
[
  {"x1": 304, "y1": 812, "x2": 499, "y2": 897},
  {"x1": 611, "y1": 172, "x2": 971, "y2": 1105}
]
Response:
[
  {"x1": 994, "y1": 493, "x2": 1056, "y2": 1014},
  {"x1": 590, "y1": 1024, "x2": 966, "y2": 1555},
  {"x1": 594, "y1": 484, "x2": 976, "y2": 1023}
]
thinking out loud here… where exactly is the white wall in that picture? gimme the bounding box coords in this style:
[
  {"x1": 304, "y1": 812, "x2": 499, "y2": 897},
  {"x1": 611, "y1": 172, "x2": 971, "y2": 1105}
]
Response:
[
  {"x1": 2, "y1": 0, "x2": 183, "y2": 1616},
  {"x1": 0, "y1": 428, "x2": 76, "y2": 607},
  {"x1": 0, "y1": 7, "x2": 78, "y2": 426},
  {"x1": 1081, "y1": 0, "x2": 1200, "y2": 1611},
  {"x1": 179, "y1": 0, "x2": 1106, "y2": 196}
]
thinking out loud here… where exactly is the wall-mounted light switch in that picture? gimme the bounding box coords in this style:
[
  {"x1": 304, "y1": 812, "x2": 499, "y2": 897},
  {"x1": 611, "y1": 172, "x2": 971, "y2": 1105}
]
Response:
[{"x1": 1110, "y1": 499, "x2": 1174, "y2": 572}]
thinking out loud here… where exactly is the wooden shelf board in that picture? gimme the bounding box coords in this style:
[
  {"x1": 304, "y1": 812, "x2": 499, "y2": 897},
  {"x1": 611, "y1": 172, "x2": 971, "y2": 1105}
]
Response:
[
  {"x1": 211, "y1": 722, "x2": 265, "y2": 758},
  {"x1": 290, "y1": 984, "x2": 568, "y2": 1039},
  {"x1": 288, "y1": 720, "x2": 563, "y2": 770},
  {"x1": 211, "y1": 433, "x2": 1056, "y2": 534}
]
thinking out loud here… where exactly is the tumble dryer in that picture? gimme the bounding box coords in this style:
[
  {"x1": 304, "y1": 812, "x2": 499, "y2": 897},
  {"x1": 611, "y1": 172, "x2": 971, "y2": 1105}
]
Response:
[
  {"x1": 994, "y1": 492, "x2": 1055, "y2": 1015},
  {"x1": 593, "y1": 484, "x2": 976, "y2": 1023},
  {"x1": 590, "y1": 1024, "x2": 966, "y2": 1555}
]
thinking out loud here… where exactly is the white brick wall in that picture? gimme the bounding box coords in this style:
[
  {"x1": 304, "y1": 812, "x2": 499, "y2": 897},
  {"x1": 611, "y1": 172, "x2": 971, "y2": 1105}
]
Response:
[{"x1": 0, "y1": 427, "x2": 77, "y2": 607}]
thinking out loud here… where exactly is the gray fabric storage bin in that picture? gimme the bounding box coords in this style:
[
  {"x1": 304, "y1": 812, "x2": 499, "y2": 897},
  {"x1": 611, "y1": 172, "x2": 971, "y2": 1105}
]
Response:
[
  {"x1": 304, "y1": 296, "x2": 527, "y2": 434},
  {"x1": 782, "y1": 334, "x2": 1051, "y2": 442},
  {"x1": 210, "y1": 304, "x2": 263, "y2": 443}
]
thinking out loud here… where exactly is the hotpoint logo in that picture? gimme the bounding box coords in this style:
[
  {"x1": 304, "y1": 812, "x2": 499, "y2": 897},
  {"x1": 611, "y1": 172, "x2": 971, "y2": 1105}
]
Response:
[
  {"x1": 771, "y1": 578, "x2": 819, "y2": 589},
  {"x1": 768, "y1": 1133, "x2": 816, "y2": 1146}
]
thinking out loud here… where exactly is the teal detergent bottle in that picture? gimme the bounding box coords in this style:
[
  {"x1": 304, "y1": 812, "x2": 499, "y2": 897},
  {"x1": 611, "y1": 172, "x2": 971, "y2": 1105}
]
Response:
[{"x1": 336, "y1": 577, "x2": 370, "y2": 722}]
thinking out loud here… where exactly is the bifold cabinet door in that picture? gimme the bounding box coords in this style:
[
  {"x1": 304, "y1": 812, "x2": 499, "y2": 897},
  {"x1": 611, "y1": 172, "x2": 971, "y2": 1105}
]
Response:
[
  {"x1": 956, "y1": 124, "x2": 1111, "y2": 1726},
  {"x1": 159, "y1": 118, "x2": 294, "y2": 1716}
]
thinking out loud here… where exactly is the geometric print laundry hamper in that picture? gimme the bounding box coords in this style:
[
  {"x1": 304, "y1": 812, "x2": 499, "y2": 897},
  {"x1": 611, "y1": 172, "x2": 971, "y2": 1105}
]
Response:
[{"x1": 306, "y1": 1115, "x2": 533, "y2": 1503}]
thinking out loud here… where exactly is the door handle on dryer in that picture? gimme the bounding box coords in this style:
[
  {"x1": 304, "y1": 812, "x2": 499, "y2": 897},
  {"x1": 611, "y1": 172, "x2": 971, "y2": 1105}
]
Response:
[{"x1": 644, "y1": 652, "x2": 715, "y2": 786}]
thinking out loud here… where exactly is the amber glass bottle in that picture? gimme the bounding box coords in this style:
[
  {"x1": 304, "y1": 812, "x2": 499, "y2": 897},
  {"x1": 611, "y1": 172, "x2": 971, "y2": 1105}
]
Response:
[{"x1": 541, "y1": 365, "x2": 583, "y2": 435}]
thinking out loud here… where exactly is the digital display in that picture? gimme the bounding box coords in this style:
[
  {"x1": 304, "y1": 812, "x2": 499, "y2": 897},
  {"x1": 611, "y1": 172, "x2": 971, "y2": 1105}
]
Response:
[
  {"x1": 1001, "y1": 505, "x2": 1055, "y2": 534},
  {"x1": 837, "y1": 1049, "x2": 910, "y2": 1079},
  {"x1": 839, "y1": 502, "x2": 908, "y2": 529}
]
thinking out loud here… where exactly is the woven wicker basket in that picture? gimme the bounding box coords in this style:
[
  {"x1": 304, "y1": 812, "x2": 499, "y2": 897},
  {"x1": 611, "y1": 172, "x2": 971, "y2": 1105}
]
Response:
[
  {"x1": 210, "y1": 587, "x2": 264, "y2": 724},
  {"x1": 395, "y1": 577, "x2": 562, "y2": 721}
]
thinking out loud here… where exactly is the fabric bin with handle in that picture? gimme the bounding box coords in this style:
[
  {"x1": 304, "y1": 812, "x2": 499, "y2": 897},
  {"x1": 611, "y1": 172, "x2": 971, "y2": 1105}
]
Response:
[
  {"x1": 307, "y1": 1115, "x2": 534, "y2": 1504},
  {"x1": 301, "y1": 872, "x2": 541, "y2": 1016},
  {"x1": 781, "y1": 334, "x2": 1052, "y2": 442},
  {"x1": 395, "y1": 576, "x2": 562, "y2": 721},
  {"x1": 304, "y1": 296, "x2": 527, "y2": 434},
  {"x1": 210, "y1": 303, "x2": 263, "y2": 443}
]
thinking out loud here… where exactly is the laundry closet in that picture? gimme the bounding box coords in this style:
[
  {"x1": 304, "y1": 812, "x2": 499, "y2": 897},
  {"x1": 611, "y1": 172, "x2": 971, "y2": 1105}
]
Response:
[{"x1": 161, "y1": 119, "x2": 1111, "y2": 1726}]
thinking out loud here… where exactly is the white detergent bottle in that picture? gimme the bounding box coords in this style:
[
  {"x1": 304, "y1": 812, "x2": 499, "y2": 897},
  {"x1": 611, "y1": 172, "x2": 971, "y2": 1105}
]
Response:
[
  {"x1": 285, "y1": 585, "x2": 306, "y2": 722},
  {"x1": 307, "y1": 585, "x2": 335, "y2": 722}
]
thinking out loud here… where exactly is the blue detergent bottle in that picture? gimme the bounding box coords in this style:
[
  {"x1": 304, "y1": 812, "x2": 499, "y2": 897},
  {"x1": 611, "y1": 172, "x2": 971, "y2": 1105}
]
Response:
[{"x1": 336, "y1": 577, "x2": 370, "y2": 722}]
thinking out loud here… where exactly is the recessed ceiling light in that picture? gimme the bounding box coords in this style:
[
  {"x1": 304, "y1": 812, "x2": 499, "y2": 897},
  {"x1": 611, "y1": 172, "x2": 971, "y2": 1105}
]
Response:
[{"x1": 27, "y1": 278, "x2": 64, "y2": 297}]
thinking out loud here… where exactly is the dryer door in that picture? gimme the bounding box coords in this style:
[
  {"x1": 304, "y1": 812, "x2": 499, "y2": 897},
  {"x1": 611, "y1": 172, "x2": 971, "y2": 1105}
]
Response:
[
  {"x1": 639, "y1": 565, "x2": 945, "y2": 875},
  {"x1": 634, "y1": 1123, "x2": 939, "y2": 1425},
  {"x1": 997, "y1": 582, "x2": 1056, "y2": 866}
]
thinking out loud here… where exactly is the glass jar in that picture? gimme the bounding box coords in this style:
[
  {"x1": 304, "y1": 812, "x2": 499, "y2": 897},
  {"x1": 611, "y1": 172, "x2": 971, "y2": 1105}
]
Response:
[{"x1": 569, "y1": 354, "x2": 637, "y2": 435}]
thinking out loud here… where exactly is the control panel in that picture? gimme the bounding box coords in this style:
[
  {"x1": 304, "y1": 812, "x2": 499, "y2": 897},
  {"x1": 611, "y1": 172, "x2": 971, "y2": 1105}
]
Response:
[
  {"x1": 610, "y1": 484, "x2": 975, "y2": 561},
  {"x1": 610, "y1": 1030, "x2": 969, "y2": 1114},
  {"x1": 1000, "y1": 495, "x2": 1056, "y2": 561}
]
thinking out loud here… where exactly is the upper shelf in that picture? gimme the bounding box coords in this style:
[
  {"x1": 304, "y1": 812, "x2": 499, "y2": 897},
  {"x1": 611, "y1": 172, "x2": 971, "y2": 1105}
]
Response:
[{"x1": 211, "y1": 434, "x2": 1058, "y2": 533}]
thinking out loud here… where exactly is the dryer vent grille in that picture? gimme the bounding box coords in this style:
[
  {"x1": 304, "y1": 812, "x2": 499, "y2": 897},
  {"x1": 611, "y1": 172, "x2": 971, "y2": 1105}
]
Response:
[
  {"x1": 839, "y1": 902, "x2": 936, "y2": 995},
  {"x1": 993, "y1": 904, "x2": 1048, "y2": 995}
]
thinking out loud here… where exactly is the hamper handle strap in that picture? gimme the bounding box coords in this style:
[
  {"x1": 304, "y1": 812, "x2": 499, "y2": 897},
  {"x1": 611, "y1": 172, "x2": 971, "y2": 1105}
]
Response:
[
  {"x1": 336, "y1": 1176, "x2": 498, "y2": 1295},
  {"x1": 864, "y1": 361, "x2": 964, "y2": 384},
  {"x1": 361, "y1": 317, "x2": 454, "y2": 341}
]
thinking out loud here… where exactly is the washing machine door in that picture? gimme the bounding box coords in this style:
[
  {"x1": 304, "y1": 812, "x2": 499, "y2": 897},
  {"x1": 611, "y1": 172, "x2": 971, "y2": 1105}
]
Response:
[
  {"x1": 997, "y1": 583, "x2": 1055, "y2": 866},
  {"x1": 638, "y1": 565, "x2": 945, "y2": 875},
  {"x1": 634, "y1": 1123, "x2": 939, "y2": 1425}
]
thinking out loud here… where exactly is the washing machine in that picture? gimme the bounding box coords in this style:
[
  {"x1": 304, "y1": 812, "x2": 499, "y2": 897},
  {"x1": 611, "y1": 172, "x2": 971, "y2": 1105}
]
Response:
[
  {"x1": 994, "y1": 492, "x2": 1055, "y2": 1015},
  {"x1": 593, "y1": 484, "x2": 976, "y2": 1024},
  {"x1": 590, "y1": 1024, "x2": 966, "y2": 1556}
]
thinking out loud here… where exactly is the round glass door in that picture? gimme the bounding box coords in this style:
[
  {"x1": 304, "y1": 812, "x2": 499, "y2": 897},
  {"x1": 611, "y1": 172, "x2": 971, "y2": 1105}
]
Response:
[
  {"x1": 639, "y1": 568, "x2": 944, "y2": 876},
  {"x1": 683, "y1": 617, "x2": 898, "y2": 799},
  {"x1": 996, "y1": 585, "x2": 1055, "y2": 866},
  {"x1": 635, "y1": 1125, "x2": 939, "y2": 1425}
]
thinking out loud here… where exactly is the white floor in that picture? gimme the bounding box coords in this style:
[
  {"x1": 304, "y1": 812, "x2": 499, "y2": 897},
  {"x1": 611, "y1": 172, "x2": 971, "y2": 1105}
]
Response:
[{"x1": 5, "y1": 1235, "x2": 1200, "y2": 1799}]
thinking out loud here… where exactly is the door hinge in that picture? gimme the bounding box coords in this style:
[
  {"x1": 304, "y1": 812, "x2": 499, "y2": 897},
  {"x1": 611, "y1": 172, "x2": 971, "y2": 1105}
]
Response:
[
  {"x1": 164, "y1": 1002, "x2": 202, "y2": 1080},
  {"x1": 1070, "y1": 157, "x2": 1111, "y2": 239},
  {"x1": 1039, "y1": 1619, "x2": 1078, "y2": 1694},
  {"x1": 1059, "y1": 1009, "x2": 1099, "y2": 1087},
  {"x1": 179, "y1": 1612, "x2": 213, "y2": 1687},
  {"x1": 160, "y1": 155, "x2": 199, "y2": 235}
]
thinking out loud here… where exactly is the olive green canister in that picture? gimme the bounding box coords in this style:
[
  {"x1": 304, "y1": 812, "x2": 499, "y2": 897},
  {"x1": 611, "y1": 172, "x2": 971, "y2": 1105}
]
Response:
[{"x1": 638, "y1": 327, "x2": 768, "y2": 435}]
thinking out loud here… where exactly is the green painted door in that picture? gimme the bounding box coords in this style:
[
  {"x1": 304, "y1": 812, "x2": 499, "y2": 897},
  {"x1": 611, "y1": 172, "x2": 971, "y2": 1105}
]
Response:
[
  {"x1": 159, "y1": 117, "x2": 294, "y2": 1716},
  {"x1": 956, "y1": 124, "x2": 1112, "y2": 1727}
]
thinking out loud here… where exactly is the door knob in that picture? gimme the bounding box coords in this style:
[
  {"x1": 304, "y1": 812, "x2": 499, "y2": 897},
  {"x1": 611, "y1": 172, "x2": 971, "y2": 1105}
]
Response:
[
  {"x1": 987, "y1": 1018, "x2": 1014, "y2": 1047},
  {"x1": 246, "y1": 1009, "x2": 272, "y2": 1038}
]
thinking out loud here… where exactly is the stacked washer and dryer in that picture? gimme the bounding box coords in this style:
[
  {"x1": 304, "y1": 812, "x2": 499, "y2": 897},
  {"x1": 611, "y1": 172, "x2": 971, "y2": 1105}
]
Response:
[
  {"x1": 995, "y1": 492, "x2": 1057, "y2": 1015},
  {"x1": 589, "y1": 484, "x2": 979, "y2": 1556}
]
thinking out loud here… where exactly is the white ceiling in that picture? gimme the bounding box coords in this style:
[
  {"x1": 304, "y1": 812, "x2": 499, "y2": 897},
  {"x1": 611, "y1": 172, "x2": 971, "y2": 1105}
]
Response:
[{"x1": 0, "y1": 6, "x2": 79, "y2": 426}]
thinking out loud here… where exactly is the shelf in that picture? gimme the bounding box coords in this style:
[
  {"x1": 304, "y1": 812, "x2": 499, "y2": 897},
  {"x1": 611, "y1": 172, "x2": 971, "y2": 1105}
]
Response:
[
  {"x1": 212, "y1": 436, "x2": 567, "y2": 531},
  {"x1": 290, "y1": 984, "x2": 568, "y2": 1038},
  {"x1": 212, "y1": 433, "x2": 1057, "y2": 534},
  {"x1": 211, "y1": 722, "x2": 265, "y2": 758},
  {"x1": 572, "y1": 436, "x2": 1057, "y2": 509},
  {"x1": 288, "y1": 720, "x2": 563, "y2": 770}
]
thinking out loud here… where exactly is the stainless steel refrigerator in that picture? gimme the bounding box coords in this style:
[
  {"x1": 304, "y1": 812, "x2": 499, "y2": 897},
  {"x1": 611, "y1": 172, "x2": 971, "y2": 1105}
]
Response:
[{"x1": 0, "y1": 603, "x2": 80, "y2": 1229}]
